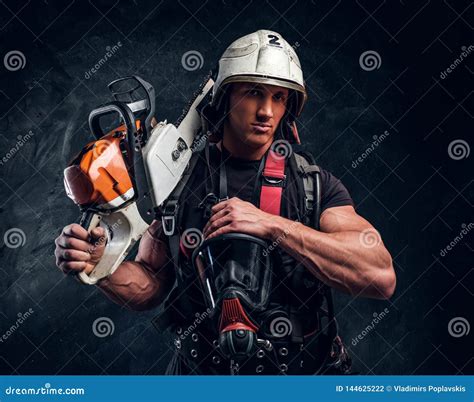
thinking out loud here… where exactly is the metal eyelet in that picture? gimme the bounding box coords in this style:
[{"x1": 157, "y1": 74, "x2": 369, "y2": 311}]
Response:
[
  {"x1": 256, "y1": 365, "x2": 264, "y2": 373},
  {"x1": 191, "y1": 333, "x2": 199, "y2": 342},
  {"x1": 176, "y1": 327, "x2": 183, "y2": 335},
  {"x1": 256, "y1": 349, "x2": 265, "y2": 358},
  {"x1": 212, "y1": 339, "x2": 219, "y2": 348},
  {"x1": 279, "y1": 363, "x2": 288, "y2": 373},
  {"x1": 174, "y1": 339, "x2": 181, "y2": 350},
  {"x1": 190, "y1": 349, "x2": 198, "y2": 358},
  {"x1": 212, "y1": 355, "x2": 221, "y2": 364},
  {"x1": 264, "y1": 176, "x2": 285, "y2": 185},
  {"x1": 279, "y1": 347, "x2": 288, "y2": 356}
]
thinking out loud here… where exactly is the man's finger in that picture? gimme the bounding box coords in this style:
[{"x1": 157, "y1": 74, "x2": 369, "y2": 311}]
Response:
[
  {"x1": 57, "y1": 246, "x2": 92, "y2": 262},
  {"x1": 211, "y1": 200, "x2": 228, "y2": 213},
  {"x1": 206, "y1": 224, "x2": 233, "y2": 240},
  {"x1": 204, "y1": 215, "x2": 233, "y2": 237},
  {"x1": 62, "y1": 224, "x2": 90, "y2": 241},
  {"x1": 91, "y1": 226, "x2": 106, "y2": 239},
  {"x1": 56, "y1": 235, "x2": 92, "y2": 253},
  {"x1": 206, "y1": 208, "x2": 229, "y2": 227},
  {"x1": 90, "y1": 227, "x2": 107, "y2": 249},
  {"x1": 59, "y1": 260, "x2": 87, "y2": 274}
]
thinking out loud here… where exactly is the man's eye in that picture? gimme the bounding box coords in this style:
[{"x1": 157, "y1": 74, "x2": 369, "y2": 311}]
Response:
[
  {"x1": 274, "y1": 94, "x2": 287, "y2": 102},
  {"x1": 247, "y1": 89, "x2": 260, "y2": 96}
]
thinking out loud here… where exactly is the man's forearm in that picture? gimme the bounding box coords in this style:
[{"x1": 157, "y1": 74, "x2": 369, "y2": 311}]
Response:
[
  {"x1": 97, "y1": 261, "x2": 174, "y2": 311},
  {"x1": 267, "y1": 217, "x2": 395, "y2": 299}
]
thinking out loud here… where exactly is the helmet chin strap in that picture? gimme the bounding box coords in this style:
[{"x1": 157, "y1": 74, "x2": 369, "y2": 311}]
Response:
[
  {"x1": 276, "y1": 114, "x2": 300, "y2": 145},
  {"x1": 283, "y1": 90, "x2": 301, "y2": 144}
]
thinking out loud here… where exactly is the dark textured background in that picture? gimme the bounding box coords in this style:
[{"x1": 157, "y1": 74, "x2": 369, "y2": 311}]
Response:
[{"x1": 0, "y1": 0, "x2": 472, "y2": 375}]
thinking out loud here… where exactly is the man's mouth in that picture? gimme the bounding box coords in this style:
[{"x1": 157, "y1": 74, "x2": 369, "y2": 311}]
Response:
[{"x1": 251, "y1": 123, "x2": 272, "y2": 134}]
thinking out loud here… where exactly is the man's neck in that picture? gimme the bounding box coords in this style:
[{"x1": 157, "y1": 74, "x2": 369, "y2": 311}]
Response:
[{"x1": 221, "y1": 130, "x2": 272, "y2": 161}]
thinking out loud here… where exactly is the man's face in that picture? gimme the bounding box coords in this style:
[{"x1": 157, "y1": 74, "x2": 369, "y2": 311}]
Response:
[{"x1": 224, "y1": 82, "x2": 289, "y2": 149}]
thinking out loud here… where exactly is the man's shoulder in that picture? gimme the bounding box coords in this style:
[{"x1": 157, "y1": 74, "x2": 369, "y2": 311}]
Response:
[
  {"x1": 292, "y1": 151, "x2": 353, "y2": 211},
  {"x1": 292, "y1": 151, "x2": 340, "y2": 184}
]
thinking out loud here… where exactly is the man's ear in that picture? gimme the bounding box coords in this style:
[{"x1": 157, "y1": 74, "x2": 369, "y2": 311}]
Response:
[
  {"x1": 287, "y1": 90, "x2": 298, "y2": 120},
  {"x1": 201, "y1": 88, "x2": 229, "y2": 143}
]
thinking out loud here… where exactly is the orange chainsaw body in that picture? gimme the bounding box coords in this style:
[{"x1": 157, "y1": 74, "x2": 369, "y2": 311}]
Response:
[{"x1": 63, "y1": 123, "x2": 139, "y2": 210}]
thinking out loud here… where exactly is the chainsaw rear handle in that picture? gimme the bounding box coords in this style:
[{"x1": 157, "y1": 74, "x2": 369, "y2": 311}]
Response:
[
  {"x1": 88, "y1": 101, "x2": 137, "y2": 148},
  {"x1": 76, "y1": 206, "x2": 149, "y2": 285}
]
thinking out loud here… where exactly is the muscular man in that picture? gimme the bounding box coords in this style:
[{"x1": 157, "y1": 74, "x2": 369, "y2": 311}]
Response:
[{"x1": 55, "y1": 30, "x2": 395, "y2": 375}]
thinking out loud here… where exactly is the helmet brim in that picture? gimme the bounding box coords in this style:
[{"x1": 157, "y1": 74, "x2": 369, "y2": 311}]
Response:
[{"x1": 219, "y1": 75, "x2": 307, "y2": 117}]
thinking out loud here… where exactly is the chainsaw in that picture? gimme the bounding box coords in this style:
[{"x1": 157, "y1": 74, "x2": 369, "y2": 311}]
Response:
[{"x1": 63, "y1": 75, "x2": 214, "y2": 285}]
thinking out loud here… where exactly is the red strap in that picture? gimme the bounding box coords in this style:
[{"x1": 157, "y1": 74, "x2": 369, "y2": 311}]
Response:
[
  {"x1": 260, "y1": 186, "x2": 283, "y2": 215},
  {"x1": 260, "y1": 149, "x2": 286, "y2": 216},
  {"x1": 262, "y1": 149, "x2": 286, "y2": 179}
]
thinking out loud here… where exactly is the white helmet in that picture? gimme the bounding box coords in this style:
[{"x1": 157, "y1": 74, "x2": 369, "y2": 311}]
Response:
[{"x1": 211, "y1": 30, "x2": 307, "y2": 118}]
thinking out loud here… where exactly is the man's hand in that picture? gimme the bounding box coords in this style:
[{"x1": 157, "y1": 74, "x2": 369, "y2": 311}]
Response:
[
  {"x1": 203, "y1": 197, "x2": 274, "y2": 240},
  {"x1": 55, "y1": 223, "x2": 106, "y2": 275}
]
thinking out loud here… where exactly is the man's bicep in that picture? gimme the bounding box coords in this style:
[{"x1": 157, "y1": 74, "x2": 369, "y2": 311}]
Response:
[
  {"x1": 319, "y1": 205, "x2": 373, "y2": 233},
  {"x1": 135, "y1": 220, "x2": 172, "y2": 273}
]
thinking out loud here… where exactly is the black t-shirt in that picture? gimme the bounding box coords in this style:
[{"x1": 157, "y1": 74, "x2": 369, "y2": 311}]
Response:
[
  {"x1": 170, "y1": 143, "x2": 354, "y2": 329},
  {"x1": 179, "y1": 144, "x2": 354, "y2": 226},
  {"x1": 225, "y1": 153, "x2": 354, "y2": 215}
]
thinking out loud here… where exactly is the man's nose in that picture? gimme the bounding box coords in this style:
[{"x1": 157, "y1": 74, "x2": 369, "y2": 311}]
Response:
[{"x1": 256, "y1": 96, "x2": 274, "y2": 119}]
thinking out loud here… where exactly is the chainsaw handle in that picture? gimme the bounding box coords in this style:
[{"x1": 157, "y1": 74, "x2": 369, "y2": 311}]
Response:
[
  {"x1": 77, "y1": 211, "x2": 105, "y2": 285},
  {"x1": 88, "y1": 100, "x2": 153, "y2": 226},
  {"x1": 107, "y1": 75, "x2": 156, "y2": 136},
  {"x1": 88, "y1": 101, "x2": 137, "y2": 146}
]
